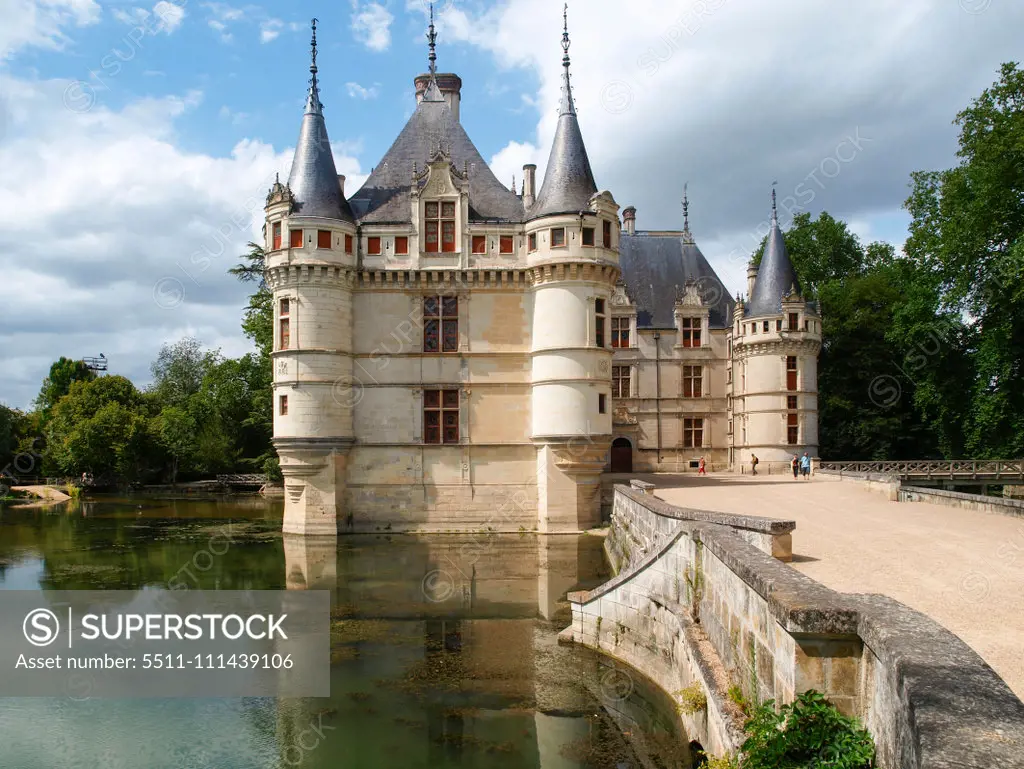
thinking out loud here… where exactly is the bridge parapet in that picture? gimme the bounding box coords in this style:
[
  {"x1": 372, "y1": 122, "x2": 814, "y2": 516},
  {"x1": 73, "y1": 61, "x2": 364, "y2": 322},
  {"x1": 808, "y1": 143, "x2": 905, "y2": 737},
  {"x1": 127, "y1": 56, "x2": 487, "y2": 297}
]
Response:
[
  {"x1": 563, "y1": 484, "x2": 1024, "y2": 768},
  {"x1": 818, "y1": 459, "x2": 1024, "y2": 483}
]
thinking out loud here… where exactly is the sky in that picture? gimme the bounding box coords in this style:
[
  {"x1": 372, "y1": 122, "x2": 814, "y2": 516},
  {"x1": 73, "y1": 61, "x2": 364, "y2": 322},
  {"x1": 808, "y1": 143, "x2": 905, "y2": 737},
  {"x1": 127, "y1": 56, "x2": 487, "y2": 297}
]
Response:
[{"x1": 1, "y1": 0, "x2": 1021, "y2": 410}]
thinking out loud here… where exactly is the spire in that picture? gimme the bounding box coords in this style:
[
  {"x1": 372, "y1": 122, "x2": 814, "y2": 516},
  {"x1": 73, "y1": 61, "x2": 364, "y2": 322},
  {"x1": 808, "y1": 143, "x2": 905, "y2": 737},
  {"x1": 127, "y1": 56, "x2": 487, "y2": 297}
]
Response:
[
  {"x1": 528, "y1": 3, "x2": 598, "y2": 219},
  {"x1": 421, "y1": 4, "x2": 444, "y2": 102},
  {"x1": 304, "y1": 18, "x2": 322, "y2": 115},
  {"x1": 427, "y1": 3, "x2": 438, "y2": 76},
  {"x1": 682, "y1": 183, "x2": 693, "y2": 243},
  {"x1": 747, "y1": 183, "x2": 801, "y2": 316},
  {"x1": 558, "y1": 3, "x2": 576, "y2": 116},
  {"x1": 287, "y1": 19, "x2": 354, "y2": 222}
]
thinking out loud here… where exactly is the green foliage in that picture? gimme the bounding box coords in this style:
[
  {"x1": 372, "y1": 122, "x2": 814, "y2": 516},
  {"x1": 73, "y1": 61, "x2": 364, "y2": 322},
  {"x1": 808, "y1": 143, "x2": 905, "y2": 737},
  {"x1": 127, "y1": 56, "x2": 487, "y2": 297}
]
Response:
[
  {"x1": 150, "y1": 338, "x2": 222, "y2": 410},
  {"x1": 44, "y1": 376, "x2": 155, "y2": 481},
  {"x1": 740, "y1": 691, "x2": 874, "y2": 769},
  {"x1": 904, "y1": 62, "x2": 1024, "y2": 458},
  {"x1": 728, "y1": 685, "x2": 750, "y2": 715},
  {"x1": 675, "y1": 682, "x2": 707, "y2": 715},
  {"x1": 35, "y1": 357, "x2": 96, "y2": 417}
]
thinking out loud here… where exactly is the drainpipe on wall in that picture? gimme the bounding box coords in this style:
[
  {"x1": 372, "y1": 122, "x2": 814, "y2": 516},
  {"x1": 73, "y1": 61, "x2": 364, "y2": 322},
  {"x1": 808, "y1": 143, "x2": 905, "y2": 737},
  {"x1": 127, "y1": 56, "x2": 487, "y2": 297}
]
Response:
[{"x1": 654, "y1": 332, "x2": 662, "y2": 465}]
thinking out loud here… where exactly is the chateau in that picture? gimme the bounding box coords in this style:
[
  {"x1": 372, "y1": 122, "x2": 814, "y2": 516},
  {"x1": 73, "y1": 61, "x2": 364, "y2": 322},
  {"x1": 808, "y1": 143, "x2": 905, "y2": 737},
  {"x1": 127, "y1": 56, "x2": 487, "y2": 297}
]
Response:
[{"x1": 265, "y1": 15, "x2": 821, "y2": 536}]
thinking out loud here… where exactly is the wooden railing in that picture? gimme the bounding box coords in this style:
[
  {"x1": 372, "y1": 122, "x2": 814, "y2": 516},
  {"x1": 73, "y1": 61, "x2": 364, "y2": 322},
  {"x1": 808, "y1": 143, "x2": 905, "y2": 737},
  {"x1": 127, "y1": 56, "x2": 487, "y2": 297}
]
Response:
[{"x1": 817, "y1": 460, "x2": 1024, "y2": 480}]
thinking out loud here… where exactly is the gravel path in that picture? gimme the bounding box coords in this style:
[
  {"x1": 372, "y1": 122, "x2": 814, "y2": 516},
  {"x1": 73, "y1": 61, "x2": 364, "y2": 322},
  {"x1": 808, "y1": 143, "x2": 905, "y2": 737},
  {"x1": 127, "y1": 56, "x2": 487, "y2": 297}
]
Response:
[{"x1": 655, "y1": 473, "x2": 1024, "y2": 698}]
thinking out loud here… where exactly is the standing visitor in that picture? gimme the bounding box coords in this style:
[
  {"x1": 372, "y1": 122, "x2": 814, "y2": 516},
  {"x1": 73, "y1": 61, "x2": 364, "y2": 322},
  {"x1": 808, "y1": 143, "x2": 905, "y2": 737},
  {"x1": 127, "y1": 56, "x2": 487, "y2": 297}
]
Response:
[
  {"x1": 800, "y1": 452, "x2": 811, "y2": 479},
  {"x1": 791, "y1": 455, "x2": 799, "y2": 479},
  {"x1": 698, "y1": 456, "x2": 707, "y2": 476},
  {"x1": 751, "y1": 454, "x2": 759, "y2": 475}
]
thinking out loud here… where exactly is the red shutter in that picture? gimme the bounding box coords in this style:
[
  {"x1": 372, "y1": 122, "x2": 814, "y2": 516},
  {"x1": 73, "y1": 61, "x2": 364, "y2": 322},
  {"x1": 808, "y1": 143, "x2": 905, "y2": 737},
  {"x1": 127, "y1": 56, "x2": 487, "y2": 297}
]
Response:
[{"x1": 442, "y1": 220, "x2": 456, "y2": 253}]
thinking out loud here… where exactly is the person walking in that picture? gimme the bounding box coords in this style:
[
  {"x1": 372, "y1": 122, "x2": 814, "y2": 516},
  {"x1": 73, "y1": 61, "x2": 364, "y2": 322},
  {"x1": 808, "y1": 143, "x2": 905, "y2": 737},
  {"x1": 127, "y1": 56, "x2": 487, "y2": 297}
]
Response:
[
  {"x1": 791, "y1": 455, "x2": 799, "y2": 479},
  {"x1": 751, "y1": 454, "x2": 759, "y2": 476},
  {"x1": 800, "y1": 452, "x2": 811, "y2": 479},
  {"x1": 698, "y1": 456, "x2": 707, "y2": 476}
]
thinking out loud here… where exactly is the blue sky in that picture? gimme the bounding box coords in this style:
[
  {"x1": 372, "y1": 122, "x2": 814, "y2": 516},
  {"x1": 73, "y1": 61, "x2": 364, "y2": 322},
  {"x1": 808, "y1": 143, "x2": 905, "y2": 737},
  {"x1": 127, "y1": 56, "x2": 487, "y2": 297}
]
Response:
[{"x1": 2, "y1": 0, "x2": 1023, "y2": 410}]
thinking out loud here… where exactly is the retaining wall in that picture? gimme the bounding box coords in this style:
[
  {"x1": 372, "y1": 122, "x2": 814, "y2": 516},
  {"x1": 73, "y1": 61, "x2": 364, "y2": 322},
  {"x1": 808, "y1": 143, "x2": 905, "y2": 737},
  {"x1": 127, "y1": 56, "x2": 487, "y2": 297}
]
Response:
[{"x1": 563, "y1": 484, "x2": 1024, "y2": 768}]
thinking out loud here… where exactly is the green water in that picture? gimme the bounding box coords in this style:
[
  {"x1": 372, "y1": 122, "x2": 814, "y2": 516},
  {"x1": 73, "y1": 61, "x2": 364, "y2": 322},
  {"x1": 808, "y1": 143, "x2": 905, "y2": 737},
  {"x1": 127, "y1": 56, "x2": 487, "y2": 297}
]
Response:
[{"x1": 0, "y1": 496, "x2": 692, "y2": 768}]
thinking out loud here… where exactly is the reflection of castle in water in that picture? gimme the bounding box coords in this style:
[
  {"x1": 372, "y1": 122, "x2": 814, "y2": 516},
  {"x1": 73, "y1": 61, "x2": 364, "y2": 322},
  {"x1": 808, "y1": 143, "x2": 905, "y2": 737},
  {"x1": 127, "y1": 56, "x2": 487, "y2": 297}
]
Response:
[{"x1": 277, "y1": 534, "x2": 691, "y2": 767}]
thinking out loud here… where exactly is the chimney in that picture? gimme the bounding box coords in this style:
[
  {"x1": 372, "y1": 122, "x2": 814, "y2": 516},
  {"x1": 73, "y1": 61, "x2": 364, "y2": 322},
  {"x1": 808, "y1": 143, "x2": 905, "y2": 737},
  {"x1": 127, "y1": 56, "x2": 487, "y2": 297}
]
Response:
[
  {"x1": 337, "y1": 175, "x2": 346, "y2": 197},
  {"x1": 522, "y1": 164, "x2": 537, "y2": 208},
  {"x1": 747, "y1": 261, "x2": 758, "y2": 299},
  {"x1": 622, "y1": 206, "x2": 636, "y2": 235},
  {"x1": 414, "y1": 73, "x2": 463, "y2": 121}
]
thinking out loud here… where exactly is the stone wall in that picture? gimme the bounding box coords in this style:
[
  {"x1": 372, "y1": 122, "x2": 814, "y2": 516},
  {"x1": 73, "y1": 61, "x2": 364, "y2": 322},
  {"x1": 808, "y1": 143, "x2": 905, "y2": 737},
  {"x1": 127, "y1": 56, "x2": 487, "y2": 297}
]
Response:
[
  {"x1": 899, "y1": 485, "x2": 1024, "y2": 519},
  {"x1": 564, "y1": 485, "x2": 1024, "y2": 768}
]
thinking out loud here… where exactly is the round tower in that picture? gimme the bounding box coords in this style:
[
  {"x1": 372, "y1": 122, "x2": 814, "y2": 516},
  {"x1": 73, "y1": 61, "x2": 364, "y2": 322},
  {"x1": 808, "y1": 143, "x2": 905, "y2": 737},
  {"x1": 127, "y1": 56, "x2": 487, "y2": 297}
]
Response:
[
  {"x1": 733, "y1": 190, "x2": 821, "y2": 470},
  {"x1": 266, "y1": 21, "x2": 358, "y2": 535},
  {"x1": 527, "y1": 7, "x2": 619, "y2": 531}
]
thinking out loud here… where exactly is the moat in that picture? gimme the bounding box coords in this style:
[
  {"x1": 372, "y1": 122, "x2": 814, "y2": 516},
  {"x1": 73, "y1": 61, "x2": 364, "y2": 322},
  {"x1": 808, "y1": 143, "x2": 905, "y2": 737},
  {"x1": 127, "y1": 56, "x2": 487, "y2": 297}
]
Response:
[{"x1": 0, "y1": 496, "x2": 692, "y2": 768}]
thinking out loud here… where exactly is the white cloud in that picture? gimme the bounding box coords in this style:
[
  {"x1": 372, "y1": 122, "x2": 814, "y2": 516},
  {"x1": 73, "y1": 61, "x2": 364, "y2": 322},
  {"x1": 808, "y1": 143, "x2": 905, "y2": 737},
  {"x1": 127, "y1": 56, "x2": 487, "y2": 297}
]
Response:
[
  {"x1": 0, "y1": 75, "x2": 365, "y2": 409},
  {"x1": 446, "y1": 0, "x2": 1024, "y2": 295},
  {"x1": 152, "y1": 1, "x2": 185, "y2": 34},
  {"x1": 0, "y1": 0, "x2": 101, "y2": 60},
  {"x1": 351, "y1": 2, "x2": 393, "y2": 52},
  {"x1": 202, "y1": 2, "x2": 243, "y2": 42},
  {"x1": 259, "y1": 18, "x2": 282, "y2": 43},
  {"x1": 345, "y1": 81, "x2": 379, "y2": 100}
]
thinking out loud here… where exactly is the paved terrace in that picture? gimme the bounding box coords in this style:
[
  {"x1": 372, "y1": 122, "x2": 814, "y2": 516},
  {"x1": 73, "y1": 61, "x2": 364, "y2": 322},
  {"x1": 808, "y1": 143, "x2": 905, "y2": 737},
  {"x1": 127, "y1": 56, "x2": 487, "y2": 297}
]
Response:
[{"x1": 646, "y1": 473, "x2": 1024, "y2": 699}]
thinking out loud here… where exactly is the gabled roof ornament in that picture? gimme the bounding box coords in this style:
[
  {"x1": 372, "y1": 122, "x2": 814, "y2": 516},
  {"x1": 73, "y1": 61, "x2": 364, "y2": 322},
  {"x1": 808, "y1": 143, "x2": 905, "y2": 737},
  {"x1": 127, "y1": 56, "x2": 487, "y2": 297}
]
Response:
[
  {"x1": 682, "y1": 182, "x2": 694, "y2": 244},
  {"x1": 771, "y1": 180, "x2": 778, "y2": 225}
]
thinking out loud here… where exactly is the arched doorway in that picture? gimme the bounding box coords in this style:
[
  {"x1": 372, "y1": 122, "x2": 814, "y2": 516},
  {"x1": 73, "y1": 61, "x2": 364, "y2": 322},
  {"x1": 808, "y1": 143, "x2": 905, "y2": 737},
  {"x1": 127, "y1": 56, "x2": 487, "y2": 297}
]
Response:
[{"x1": 610, "y1": 437, "x2": 633, "y2": 473}]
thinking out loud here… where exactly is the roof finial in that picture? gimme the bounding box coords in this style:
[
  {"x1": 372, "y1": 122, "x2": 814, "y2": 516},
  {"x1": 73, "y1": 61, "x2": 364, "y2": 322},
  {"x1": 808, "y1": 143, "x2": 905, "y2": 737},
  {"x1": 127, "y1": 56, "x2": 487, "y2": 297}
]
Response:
[
  {"x1": 511, "y1": 175, "x2": 517, "y2": 194},
  {"x1": 558, "y1": 3, "x2": 576, "y2": 116},
  {"x1": 771, "y1": 180, "x2": 778, "y2": 225},
  {"x1": 304, "y1": 18, "x2": 323, "y2": 114},
  {"x1": 682, "y1": 182, "x2": 690, "y2": 231},
  {"x1": 427, "y1": 3, "x2": 438, "y2": 76}
]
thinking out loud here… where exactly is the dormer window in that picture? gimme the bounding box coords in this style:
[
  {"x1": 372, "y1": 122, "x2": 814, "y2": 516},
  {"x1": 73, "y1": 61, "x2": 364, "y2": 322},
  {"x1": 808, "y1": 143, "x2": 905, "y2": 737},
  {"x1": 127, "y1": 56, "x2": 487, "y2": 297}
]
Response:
[
  {"x1": 680, "y1": 318, "x2": 701, "y2": 347},
  {"x1": 425, "y1": 201, "x2": 456, "y2": 253},
  {"x1": 550, "y1": 228, "x2": 566, "y2": 248}
]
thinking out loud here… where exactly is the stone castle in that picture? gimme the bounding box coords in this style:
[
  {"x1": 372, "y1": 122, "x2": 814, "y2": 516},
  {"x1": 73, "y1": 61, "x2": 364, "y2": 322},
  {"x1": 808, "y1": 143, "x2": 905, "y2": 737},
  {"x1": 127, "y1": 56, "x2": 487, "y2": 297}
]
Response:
[{"x1": 264, "y1": 15, "x2": 821, "y2": 535}]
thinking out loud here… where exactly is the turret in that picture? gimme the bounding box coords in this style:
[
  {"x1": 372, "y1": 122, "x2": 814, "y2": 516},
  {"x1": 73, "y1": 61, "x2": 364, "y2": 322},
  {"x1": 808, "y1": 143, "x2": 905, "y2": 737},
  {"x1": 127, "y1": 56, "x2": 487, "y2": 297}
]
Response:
[
  {"x1": 267, "y1": 19, "x2": 357, "y2": 535},
  {"x1": 732, "y1": 187, "x2": 821, "y2": 469},
  {"x1": 528, "y1": 5, "x2": 619, "y2": 531}
]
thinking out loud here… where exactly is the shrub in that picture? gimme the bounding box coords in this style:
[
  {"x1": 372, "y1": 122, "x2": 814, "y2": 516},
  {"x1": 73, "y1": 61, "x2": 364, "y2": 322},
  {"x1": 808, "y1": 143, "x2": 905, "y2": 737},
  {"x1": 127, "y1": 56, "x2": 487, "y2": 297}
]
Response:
[
  {"x1": 675, "y1": 682, "x2": 707, "y2": 715},
  {"x1": 740, "y1": 690, "x2": 874, "y2": 768}
]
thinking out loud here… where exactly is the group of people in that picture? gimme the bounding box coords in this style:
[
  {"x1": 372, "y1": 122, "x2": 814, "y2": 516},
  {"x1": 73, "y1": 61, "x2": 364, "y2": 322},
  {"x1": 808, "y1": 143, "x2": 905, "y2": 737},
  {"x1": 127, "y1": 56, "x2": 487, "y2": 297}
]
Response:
[{"x1": 747, "y1": 453, "x2": 812, "y2": 478}]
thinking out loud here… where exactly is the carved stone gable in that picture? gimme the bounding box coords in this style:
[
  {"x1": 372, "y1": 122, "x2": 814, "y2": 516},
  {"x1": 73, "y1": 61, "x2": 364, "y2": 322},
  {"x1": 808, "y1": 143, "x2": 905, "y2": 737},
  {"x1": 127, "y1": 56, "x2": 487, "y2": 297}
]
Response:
[{"x1": 611, "y1": 281, "x2": 634, "y2": 309}]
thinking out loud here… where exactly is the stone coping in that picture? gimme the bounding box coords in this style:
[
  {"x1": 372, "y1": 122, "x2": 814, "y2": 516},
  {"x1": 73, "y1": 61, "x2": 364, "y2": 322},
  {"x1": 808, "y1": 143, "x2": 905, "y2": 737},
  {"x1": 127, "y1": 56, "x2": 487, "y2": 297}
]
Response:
[
  {"x1": 816, "y1": 468, "x2": 898, "y2": 482},
  {"x1": 616, "y1": 483, "x2": 796, "y2": 535},
  {"x1": 901, "y1": 484, "x2": 1024, "y2": 514}
]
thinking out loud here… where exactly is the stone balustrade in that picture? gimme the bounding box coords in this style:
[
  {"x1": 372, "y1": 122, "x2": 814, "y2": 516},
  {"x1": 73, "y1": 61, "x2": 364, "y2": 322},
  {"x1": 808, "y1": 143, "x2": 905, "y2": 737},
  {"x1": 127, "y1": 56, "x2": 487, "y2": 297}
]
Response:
[{"x1": 561, "y1": 482, "x2": 1024, "y2": 768}]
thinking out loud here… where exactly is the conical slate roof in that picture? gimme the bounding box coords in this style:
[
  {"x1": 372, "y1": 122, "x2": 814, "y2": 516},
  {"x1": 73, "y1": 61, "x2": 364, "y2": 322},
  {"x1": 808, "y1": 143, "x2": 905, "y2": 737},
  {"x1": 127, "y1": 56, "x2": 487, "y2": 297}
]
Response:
[
  {"x1": 286, "y1": 22, "x2": 354, "y2": 222},
  {"x1": 747, "y1": 193, "x2": 801, "y2": 316},
  {"x1": 528, "y1": 8, "x2": 597, "y2": 220}
]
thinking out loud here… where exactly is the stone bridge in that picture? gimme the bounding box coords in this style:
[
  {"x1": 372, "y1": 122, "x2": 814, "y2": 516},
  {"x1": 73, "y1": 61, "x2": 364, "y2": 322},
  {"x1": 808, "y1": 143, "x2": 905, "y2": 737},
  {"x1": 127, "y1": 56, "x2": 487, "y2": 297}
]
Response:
[
  {"x1": 561, "y1": 477, "x2": 1024, "y2": 768},
  {"x1": 818, "y1": 459, "x2": 1024, "y2": 487}
]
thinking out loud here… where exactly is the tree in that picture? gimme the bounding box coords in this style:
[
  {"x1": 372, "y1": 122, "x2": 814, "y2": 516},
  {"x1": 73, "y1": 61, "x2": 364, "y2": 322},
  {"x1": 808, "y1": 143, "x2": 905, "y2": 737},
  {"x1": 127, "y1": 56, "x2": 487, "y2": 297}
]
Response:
[
  {"x1": 905, "y1": 62, "x2": 1024, "y2": 457},
  {"x1": 150, "y1": 338, "x2": 222, "y2": 410},
  {"x1": 45, "y1": 376, "x2": 155, "y2": 481},
  {"x1": 35, "y1": 357, "x2": 95, "y2": 416},
  {"x1": 152, "y1": 406, "x2": 196, "y2": 484}
]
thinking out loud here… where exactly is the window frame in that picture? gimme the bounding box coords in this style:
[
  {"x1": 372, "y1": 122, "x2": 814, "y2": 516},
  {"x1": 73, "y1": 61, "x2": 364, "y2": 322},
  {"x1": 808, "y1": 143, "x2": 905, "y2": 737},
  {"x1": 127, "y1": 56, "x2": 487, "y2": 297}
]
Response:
[
  {"x1": 611, "y1": 316, "x2": 631, "y2": 348},
  {"x1": 595, "y1": 298, "x2": 606, "y2": 348},
  {"x1": 789, "y1": 312, "x2": 799, "y2": 330},
  {"x1": 612, "y1": 365, "x2": 631, "y2": 398},
  {"x1": 289, "y1": 229, "x2": 303, "y2": 249},
  {"x1": 345, "y1": 234, "x2": 354, "y2": 254},
  {"x1": 367, "y1": 236, "x2": 382, "y2": 255},
  {"x1": 683, "y1": 365, "x2": 703, "y2": 398},
  {"x1": 395, "y1": 236, "x2": 409, "y2": 255},
  {"x1": 683, "y1": 417, "x2": 704, "y2": 449},
  {"x1": 602, "y1": 220, "x2": 612, "y2": 248},
  {"x1": 598, "y1": 393, "x2": 607, "y2": 414},
  {"x1": 279, "y1": 394, "x2": 288, "y2": 416},
  {"x1": 423, "y1": 389, "x2": 460, "y2": 445},
  {"x1": 787, "y1": 413, "x2": 799, "y2": 445},
  {"x1": 272, "y1": 222, "x2": 282, "y2": 250},
  {"x1": 680, "y1": 317, "x2": 702, "y2": 348},
  {"x1": 550, "y1": 227, "x2": 566, "y2": 248},
  {"x1": 582, "y1": 227, "x2": 595, "y2": 247},
  {"x1": 471, "y1": 235, "x2": 487, "y2": 255},
  {"x1": 424, "y1": 201, "x2": 457, "y2": 254},
  {"x1": 278, "y1": 298, "x2": 291, "y2": 351},
  {"x1": 423, "y1": 295, "x2": 459, "y2": 353},
  {"x1": 317, "y1": 230, "x2": 332, "y2": 249},
  {"x1": 786, "y1": 356, "x2": 798, "y2": 392},
  {"x1": 528, "y1": 233, "x2": 537, "y2": 252},
  {"x1": 499, "y1": 235, "x2": 514, "y2": 255}
]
